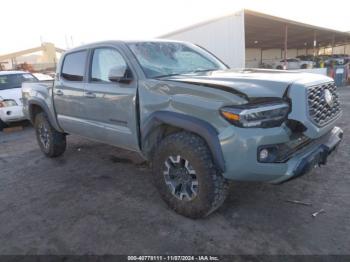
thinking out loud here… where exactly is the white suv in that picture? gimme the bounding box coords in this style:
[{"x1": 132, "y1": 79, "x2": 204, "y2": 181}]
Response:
[{"x1": 0, "y1": 71, "x2": 37, "y2": 130}]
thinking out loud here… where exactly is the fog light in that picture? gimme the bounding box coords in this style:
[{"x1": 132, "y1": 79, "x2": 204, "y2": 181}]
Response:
[{"x1": 259, "y1": 149, "x2": 269, "y2": 160}]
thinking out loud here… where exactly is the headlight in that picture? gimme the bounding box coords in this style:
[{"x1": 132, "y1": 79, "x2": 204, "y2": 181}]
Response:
[
  {"x1": 220, "y1": 101, "x2": 290, "y2": 128},
  {"x1": 0, "y1": 99, "x2": 18, "y2": 108}
]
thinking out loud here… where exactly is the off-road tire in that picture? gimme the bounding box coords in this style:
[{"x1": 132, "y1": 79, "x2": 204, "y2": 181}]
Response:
[
  {"x1": 0, "y1": 120, "x2": 8, "y2": 131},
  {"x1": 152, "y1": 131, "x2": 229, "y2": 218},
  {"x1": 34, "y1": 112, "x2": 66, "y2": 157}
]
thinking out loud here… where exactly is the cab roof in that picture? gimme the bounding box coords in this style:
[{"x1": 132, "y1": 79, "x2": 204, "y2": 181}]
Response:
[{"x1": 66, "y1": 39, "x2": 187, "y2": 53}]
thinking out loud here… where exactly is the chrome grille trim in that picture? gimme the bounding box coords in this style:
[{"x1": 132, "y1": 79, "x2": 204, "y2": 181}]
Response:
[{"x1": 307, "y1": 82, "x2": 341, "y2": 126}]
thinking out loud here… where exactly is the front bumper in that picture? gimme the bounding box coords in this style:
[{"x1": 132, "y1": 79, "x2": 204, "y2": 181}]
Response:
[
  {"x1": 284, "y1": 126, "x2": 342, "y2": 183},
  {"x1": 0, "y1": 105, "x2": 26, "y2": 123},
  {"x1": 220, "y1": 125, "x2": 343, "y2": 183}
]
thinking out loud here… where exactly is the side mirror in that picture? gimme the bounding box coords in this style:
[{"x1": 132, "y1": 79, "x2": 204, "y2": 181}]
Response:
[{"x1": 108, "y1": 65, "x2": 132, "y2": 83}]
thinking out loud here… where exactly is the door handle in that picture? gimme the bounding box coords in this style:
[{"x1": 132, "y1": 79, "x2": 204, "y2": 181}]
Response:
[
  {"x1": 55, "y1": 89, "x2": 64, "y2": 96},
  {"x1": 84, "y1": 91, "x2": 96, "y2": 98}
]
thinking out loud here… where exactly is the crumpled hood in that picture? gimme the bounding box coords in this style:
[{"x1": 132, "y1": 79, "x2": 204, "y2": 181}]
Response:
[
  {"x1": 0, "y1": 87, "x2": 22, "y2": 105},
  {"x1": 162, "y1": 69, "x2": 333, "y2": 99}
]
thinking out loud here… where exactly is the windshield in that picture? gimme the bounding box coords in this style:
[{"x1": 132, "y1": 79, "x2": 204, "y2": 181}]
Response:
[
  {"x1": 127, "y1": 42, "x2": 228, "y2": 78},
  {"x1": 0, "y1": 73, "x2": 36, "y2": 90}
]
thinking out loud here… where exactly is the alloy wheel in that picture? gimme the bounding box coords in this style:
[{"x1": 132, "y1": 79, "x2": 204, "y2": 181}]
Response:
[
  {"x1": 38, "y1": 122, "x2": 50, "y2": 149},
  {"x1": 163, "y1": 155, "x2": 198, "y2": 201}
]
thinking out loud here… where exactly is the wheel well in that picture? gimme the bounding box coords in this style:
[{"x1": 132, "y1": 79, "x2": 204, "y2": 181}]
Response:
[
  {"x1": 141, "y1": 111, "x2": 226, "y2": 172},
  {"x1": 143, "y1": 124, "x2": 226, "y2": 173},
  {"x1": 143, "y1": 124, "x2": 183, "y2": 158},
  {"x1": 29, "y1": 104, "x2": 43, "y2": 124}
]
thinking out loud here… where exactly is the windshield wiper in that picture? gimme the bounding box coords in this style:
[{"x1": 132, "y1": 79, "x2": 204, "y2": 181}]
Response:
[
  {"x1": 191, "y1": 69, "x2": 217, "y2": 73},
  {"x1": 154, "y1": 69, "x2": 217, "y2": 79},
  {"x1": 153, "y1": 73, "x2": 185, "y2": 79}
]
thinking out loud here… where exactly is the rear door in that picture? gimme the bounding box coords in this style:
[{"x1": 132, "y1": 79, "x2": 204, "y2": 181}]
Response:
[
  {"x1": 82, "y1": 46, "x2": 139, "y2": 151},
  {"x1": 54, "y1": 50, "x2": 88, "y2": 135}
]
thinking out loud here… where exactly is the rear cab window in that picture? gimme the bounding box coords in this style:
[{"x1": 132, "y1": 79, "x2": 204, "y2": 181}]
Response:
[{"x1": 61, "y1": 51, "x2": 87, "y2": 81}]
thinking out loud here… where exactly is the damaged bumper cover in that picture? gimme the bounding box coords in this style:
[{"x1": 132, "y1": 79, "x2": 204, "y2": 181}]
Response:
[
  {"x1": 284, "y1": 126, "x2": 343, "y2": 183},
  {"x1": 220, "y1": 126, "x2": 343, "y2": 183}
]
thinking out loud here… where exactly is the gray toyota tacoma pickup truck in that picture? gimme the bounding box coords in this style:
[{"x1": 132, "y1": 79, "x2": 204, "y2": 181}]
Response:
[{"x1": 22, "y1": 40, "x2": 343, "y2": 218}]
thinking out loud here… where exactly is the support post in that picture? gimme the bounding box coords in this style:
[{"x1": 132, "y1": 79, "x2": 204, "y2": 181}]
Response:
[
  {"x1": 344, "y1": 37, "x2": 347, "y2": 54},
  {"x1": 284, "y1": 24, "x2": 288, "y2": 70},
  {"x1": 313, "y1": 31, "x2": 317, "y2": 57}
]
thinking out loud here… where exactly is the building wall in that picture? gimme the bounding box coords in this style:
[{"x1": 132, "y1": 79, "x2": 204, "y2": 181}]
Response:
[
  {"x1": 245, "y1": 48, "x2": 261, "y2": 67},
  {"x1": 0, "y1": 60, "x2": 11, "y2": 70},
  {"x1": 288, "y1": 49, "x2": 298, "y2": 58},
  {"x1": 295, "y1": 48, "x2": 310, "y2": 56},
  {"x1": 333, "y1": 44, "x2": 350, "y2": 55},
  {"x1": 246, "y1": 48, "x2": 303, "y2": 68},
  {"x1": 160, "y1": 10, "x2": 245, "y2": 68},
  {"x1": 262, "y1": 49, "x2": 282, "y2": 64}
]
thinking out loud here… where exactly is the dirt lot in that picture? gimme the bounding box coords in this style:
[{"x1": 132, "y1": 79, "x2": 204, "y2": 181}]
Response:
[{"x1": 0, "y1": 88, "x2": 349, "y2": 255}]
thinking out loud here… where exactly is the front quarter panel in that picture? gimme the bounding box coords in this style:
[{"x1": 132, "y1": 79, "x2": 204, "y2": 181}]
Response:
[{"x1": 139, "y1": 79, "x2": 247, "y2": 133}]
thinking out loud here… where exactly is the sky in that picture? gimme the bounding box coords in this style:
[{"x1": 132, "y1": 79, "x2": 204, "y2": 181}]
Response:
[{"x1": 1, "y1": 0, "x2": 350, "y2": 54}]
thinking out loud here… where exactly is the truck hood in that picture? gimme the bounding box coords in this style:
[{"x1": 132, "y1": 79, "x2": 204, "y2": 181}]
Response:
[
  {"x1": 162, "y1": 69, "x2": 332, "y2": 99},
  {"x1": 0, "y1": 87, "x2": 22, "y2": 105}
]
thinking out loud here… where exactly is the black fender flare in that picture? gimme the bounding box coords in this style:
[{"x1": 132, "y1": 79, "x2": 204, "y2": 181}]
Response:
[
  {"x1": 142, "y1": 111, "x2": 225, "y2": 172},
  {"x1": 28, "y1": 99, "x2": 62, "y2": 132}
]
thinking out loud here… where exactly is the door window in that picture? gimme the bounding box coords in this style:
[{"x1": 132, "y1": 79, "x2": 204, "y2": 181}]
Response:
[
  {"x1": 61, "y1": 51, "x2": 87, "y2": 81},
  {"x1": 91, "y1": 48, "x2": 127, "y2": 82}
]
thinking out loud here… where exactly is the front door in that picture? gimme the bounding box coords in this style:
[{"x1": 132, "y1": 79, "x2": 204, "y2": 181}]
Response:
[{"x1": 82, "y1": 47, "x2": 139, "y2": 151}]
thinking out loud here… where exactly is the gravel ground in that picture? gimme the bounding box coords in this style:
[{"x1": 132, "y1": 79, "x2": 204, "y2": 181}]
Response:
[{"x1": 0, "y1": 88, "x2": 349, "y2": 255}]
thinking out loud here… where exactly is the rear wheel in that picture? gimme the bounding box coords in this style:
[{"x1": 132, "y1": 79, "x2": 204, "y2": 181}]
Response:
[
  {"x1": 152, "y1": 132, "x2": 229, "y2": 218},
  {"x1": 34, "y1": 112, "x2": 66, "y2": 157}
]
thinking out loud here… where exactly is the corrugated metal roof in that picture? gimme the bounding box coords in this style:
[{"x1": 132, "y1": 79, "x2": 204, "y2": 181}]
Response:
[{"x1": 160, "y1": 9, "x2": 350, "y2": 49}]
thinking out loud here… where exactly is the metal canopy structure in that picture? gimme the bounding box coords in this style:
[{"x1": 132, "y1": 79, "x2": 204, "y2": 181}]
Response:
[
  {"x1": 0, "y1": 45, "x2": 65, "y2": 61},
  {"x1": 0, "y1": 43, "x2": 65, "y2": 66},
  {"x1": 244, "y1": 9, "x2": 350, "y2": 50}
]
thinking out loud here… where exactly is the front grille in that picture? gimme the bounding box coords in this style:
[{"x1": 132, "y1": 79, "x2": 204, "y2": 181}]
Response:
[{"x1": 307, "y1": 82, "x2": 341, "y2": 126}]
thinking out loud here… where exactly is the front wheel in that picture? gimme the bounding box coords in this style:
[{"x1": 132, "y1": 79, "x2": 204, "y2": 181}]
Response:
[
  {"x1": 34, "y1": 112, "x2": 66, "y2": 157},
  {"x1": 0, "y1": 119, "x2": 8, "y2": 131},
  {"x1": 152, "y1": 132, "x2": 229, "y2": 218}
]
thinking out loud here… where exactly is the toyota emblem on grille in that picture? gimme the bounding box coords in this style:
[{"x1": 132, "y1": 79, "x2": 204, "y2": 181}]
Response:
[{"x1": 324, "y1": 89, "x2": 334, "y2": 107}]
